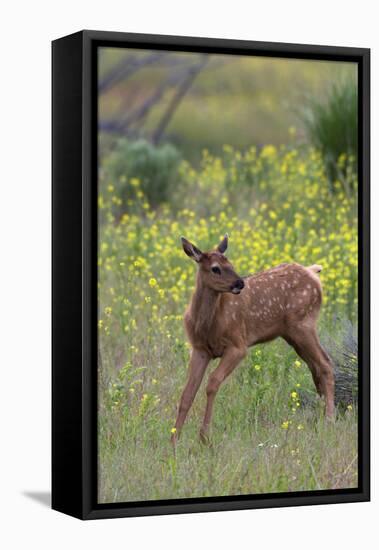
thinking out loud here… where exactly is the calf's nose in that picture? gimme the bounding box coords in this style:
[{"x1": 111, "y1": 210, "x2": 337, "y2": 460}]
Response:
[{"x1": 235, "y1": 279, "x2": 245, "y2": 290}]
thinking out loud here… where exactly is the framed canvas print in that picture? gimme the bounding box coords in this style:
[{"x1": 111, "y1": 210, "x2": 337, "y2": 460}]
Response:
[{"x1": 52, "y1": 30, "x2": 370, "y2": 519}]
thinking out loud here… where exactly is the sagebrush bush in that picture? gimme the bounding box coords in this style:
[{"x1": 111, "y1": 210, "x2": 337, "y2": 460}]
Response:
[
  {"x1": 100, "y1": 138, "x2": 182, "y2": 212},
  {"x1": 300, "y1": 79, "x2": 357, "y2": 189},
  {"x1": 299, "y1": 321, "x2": 358, "y2": 408},
  {"x1": 327, "y1": 321, "x2": 358, "y2": 406}
]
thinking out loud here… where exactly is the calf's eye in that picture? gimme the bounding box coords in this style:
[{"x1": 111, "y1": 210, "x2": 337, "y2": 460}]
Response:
[{"x1": 211, "y1": 266, "x2": 221, "y2": 275}]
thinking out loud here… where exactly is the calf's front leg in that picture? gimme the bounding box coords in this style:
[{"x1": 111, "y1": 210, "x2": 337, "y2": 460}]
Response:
[
  {"x1": 200, "y1": 345, "x2": 246, "y2": 443},
  {"x1": 171, "y1": 348, "x2": 211, "y2": 446}
]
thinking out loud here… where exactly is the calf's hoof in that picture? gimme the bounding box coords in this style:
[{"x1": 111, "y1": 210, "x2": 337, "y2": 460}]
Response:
[{"x1": 199, "y1": 429, "x2": 212, "y2": 446}]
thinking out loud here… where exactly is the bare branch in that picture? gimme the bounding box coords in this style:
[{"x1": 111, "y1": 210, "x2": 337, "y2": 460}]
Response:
[
  {"x1": 99, "y1": 52, "x2": 169, "y2": 93},
  {"x1": 106, "y1": 57, "x2": 208, "y2": 135},
  {"x1": 152, "y1": 57, "x2": 208, "y2": 144}
]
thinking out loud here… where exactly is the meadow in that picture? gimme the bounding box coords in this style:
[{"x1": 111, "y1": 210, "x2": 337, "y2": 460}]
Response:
[{"x1": 97, "y1": 144, "x2": 358, "y2": 503}]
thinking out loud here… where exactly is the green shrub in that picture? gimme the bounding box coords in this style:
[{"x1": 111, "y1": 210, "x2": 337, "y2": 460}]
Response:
[
  {"x1": 300, "y1": 79, "x2": 357, "y2": 190},
  {"x1": 101, "y1": 138, "x2": 182, "y2": 210}
]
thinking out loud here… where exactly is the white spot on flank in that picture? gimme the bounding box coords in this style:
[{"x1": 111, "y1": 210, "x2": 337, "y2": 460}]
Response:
[
  {"x1": 302, "y1": 290, "x2": 308, "y2": 296},
  {"x1": 232, "y1": 313, "x2": 236, "y2": 321}
]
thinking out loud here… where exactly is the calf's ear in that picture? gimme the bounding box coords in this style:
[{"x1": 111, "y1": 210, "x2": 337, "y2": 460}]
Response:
[
  {"x1": 181, "y1": 237, "x2": 203, "y2": 262},
  {"x1": 217, "y1": 233, "x2": 228, "y2": 254}
]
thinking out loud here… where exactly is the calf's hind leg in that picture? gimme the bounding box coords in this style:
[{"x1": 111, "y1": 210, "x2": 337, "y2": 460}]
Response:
[{"x1": 285, "y1": 327, "x2": 335, "y2": 418}]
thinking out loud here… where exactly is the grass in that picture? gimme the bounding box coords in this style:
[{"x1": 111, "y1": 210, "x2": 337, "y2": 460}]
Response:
[
  {"x1": 98, "y1": 334, "x2": 358, "y2": 503},
  {"x1": 97, "y1": 144, "x2": 358, "y2": 503}
]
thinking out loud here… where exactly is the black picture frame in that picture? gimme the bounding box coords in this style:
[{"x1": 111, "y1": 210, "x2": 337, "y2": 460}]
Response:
[{"x1": 52, "y1": 30, "x2": 370, "y2": 520}]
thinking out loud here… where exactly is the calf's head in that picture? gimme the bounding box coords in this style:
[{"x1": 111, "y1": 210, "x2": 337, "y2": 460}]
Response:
[{"x1": 181, "y1": 234, "x2": 245, "y2": 294}]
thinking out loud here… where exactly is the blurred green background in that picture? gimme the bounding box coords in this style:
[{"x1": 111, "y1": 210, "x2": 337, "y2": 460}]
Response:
[{"x1": 99, "y1": 47, "x2": 357, "y2": 164}]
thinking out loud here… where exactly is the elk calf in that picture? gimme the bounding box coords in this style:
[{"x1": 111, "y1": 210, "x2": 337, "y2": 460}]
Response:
[{"x1": 172, "y1": 234, "x2": 334, "y2": 445}]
